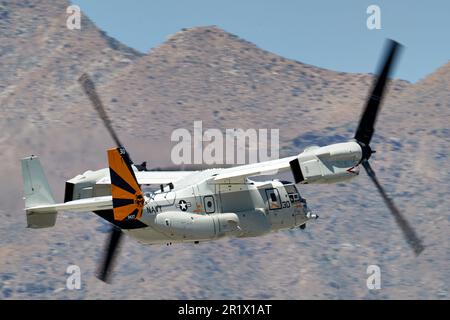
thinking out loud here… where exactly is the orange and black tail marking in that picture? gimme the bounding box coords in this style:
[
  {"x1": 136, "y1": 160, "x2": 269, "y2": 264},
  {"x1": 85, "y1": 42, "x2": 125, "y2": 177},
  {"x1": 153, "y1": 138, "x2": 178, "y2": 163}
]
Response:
[{"x1": 107, "y1": 148, "x2": 144, "y2": 221}]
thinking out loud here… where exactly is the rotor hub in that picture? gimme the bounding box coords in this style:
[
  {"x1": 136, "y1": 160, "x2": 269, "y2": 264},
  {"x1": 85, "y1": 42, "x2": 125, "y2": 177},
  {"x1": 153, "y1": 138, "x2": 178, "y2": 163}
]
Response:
[{"x1": 358, "y1": 142, "x2": 374, "y2": 162}]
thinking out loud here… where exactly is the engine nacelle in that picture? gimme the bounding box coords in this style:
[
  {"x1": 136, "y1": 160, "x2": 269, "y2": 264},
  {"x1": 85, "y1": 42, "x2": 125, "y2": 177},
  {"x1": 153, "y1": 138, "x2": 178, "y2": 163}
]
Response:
[
  {"x1": 296, "y1": 141, "x2": 362, "y2": 184},
  {"x1": 154, "y1": 211, "x2": 240, "y2": 241}
]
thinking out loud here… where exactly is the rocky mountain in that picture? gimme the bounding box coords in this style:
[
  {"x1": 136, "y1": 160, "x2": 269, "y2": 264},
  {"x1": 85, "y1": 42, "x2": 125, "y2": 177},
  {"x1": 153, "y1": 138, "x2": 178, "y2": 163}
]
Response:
[{"x1": 0, "y1": 0, "x2": 449, "y2": 299}]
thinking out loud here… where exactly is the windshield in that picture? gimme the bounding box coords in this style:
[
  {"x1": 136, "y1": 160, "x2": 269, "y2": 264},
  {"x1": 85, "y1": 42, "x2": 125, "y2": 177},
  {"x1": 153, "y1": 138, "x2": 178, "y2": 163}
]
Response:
[{"x1": 284, "y1": 184, "x2": 301, "y2": 203}]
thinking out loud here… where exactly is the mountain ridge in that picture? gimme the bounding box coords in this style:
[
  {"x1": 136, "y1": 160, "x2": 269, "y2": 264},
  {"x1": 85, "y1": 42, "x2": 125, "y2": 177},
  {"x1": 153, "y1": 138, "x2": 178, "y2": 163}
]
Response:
[{"x1": 0, "y1": 0, "x2": 449, "y2": 299}]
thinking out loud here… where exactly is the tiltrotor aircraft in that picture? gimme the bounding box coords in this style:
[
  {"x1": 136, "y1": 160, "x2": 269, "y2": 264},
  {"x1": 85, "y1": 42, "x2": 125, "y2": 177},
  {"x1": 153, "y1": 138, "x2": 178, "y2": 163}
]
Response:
[{"x1": 21, "y1": 40, "x2": 424, "y2": 282}]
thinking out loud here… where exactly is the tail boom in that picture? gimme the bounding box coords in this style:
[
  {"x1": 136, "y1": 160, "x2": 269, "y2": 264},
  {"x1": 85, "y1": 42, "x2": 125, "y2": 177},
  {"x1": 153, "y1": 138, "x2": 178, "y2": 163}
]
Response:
[
  {"x1": 21, "y1": 156, "x2": 57, "y2": 228},
  {"x1": 21, "y1": 156, "x2": 113, "y2": 228}
]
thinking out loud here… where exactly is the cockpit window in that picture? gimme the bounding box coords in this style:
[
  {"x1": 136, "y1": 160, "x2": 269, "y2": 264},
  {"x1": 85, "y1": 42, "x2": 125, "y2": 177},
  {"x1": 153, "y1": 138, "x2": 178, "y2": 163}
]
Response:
[
  {"x1": 284, "y1": 184, "x2": 297, "y2": 195},
  {"x1": 284, "y1": 184, "x2": 301, "y2": 203},
  {"x1": 270, "y1": 193, "x2": 277, "y2": 202},
  {"x1": 265, "y1": 188, "x2": 281, "y2": 210}
]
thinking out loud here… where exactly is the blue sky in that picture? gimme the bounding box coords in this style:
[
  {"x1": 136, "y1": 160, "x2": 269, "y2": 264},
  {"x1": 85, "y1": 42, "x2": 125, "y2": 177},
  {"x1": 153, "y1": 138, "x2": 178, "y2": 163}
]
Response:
[{"x1": 71, "y1": 0, "x2": 449, "y2": 83}]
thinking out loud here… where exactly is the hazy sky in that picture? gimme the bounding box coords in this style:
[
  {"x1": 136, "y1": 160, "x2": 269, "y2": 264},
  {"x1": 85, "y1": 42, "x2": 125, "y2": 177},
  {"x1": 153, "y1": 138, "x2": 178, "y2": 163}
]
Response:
[{"x1": 71, "y1": 0, "x2": 449, "y2": 83}]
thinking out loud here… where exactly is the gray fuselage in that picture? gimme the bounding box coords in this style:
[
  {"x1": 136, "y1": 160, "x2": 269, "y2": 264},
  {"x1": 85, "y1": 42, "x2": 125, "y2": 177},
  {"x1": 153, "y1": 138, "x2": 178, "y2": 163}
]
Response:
[{"x1": 124, "y1": 170, "x2": 311, "y2": 245}]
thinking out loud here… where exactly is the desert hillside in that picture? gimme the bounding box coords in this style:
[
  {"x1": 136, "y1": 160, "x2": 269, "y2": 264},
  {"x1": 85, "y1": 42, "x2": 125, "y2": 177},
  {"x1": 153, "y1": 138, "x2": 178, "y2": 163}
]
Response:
[{"x1": 0, "y1": 0, "x2": 449, "y2": 299}]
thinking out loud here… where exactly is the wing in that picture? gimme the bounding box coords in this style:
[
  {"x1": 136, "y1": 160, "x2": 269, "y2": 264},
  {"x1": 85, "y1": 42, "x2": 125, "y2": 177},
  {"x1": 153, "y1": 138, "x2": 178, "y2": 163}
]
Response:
[
  {"x1": 212, "y1": 156, "x2": 297, "y2": 183},
  {"x1": 96, "y1": 170, "x2": 196, "y2": 186}
]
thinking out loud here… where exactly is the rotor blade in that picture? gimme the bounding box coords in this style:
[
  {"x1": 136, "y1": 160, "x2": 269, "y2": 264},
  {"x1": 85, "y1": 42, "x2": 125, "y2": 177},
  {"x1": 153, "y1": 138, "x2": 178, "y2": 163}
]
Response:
[
  {"x1": 78, "y1": 73, "x2": 123, "y2": 149},
  {"x1": 362, "y1": 160, "x2": 424, "y2": 256},
  {"x1": 98, "y1": 226, "x2": 123, "y2": 283},
  {"x1": 354, "y1": 40, "x2": 401, "y2": 145}
]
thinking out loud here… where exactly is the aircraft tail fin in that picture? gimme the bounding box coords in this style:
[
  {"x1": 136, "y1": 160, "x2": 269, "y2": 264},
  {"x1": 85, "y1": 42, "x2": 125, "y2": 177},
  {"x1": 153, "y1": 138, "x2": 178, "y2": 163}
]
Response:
[
  {"x1": 107, "y1": 148, "x2": 144, "y2": 221},
  {"x1": 21, "y1": 156, "x2": 57, "y2": 228}
]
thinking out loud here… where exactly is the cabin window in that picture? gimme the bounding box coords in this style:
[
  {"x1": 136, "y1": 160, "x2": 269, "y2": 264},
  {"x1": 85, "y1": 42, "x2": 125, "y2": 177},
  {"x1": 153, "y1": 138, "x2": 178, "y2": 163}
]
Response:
[{"x1": 203, "y1": 195, "x2": 215, "y2": 214}]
